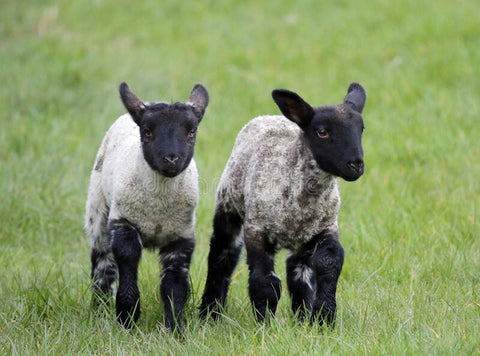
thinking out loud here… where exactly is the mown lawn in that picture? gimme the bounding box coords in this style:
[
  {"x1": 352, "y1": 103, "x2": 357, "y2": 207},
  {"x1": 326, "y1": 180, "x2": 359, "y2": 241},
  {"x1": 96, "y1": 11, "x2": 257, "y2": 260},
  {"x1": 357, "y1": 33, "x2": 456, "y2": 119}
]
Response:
[{"x1": 1, "y1": 0, "x2": 479, "y2": 355}]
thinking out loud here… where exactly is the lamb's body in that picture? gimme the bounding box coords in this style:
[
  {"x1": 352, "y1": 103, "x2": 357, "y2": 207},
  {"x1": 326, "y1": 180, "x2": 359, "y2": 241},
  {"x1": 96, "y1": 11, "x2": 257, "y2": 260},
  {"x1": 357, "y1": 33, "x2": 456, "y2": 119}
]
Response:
[
  {"x1": 201, "y1": 83, "x2": 366, "y2": 325},
  {"x1": 86, "y1": 114, "x2": 198, "y2": 252},
  {"x1": 86, "y1": 82, "x2": 209, "y2": 331},
  {"x1": 217, "y1": 115, "x2": 340, "y2": 251}
]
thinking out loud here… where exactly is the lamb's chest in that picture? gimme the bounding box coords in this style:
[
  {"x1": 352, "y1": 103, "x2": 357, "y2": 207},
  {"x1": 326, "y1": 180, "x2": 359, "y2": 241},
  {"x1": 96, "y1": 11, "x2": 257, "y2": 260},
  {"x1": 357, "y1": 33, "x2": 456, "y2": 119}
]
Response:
[{"x1": 112, "y1": 176, "x2": 198, "y2": 245}]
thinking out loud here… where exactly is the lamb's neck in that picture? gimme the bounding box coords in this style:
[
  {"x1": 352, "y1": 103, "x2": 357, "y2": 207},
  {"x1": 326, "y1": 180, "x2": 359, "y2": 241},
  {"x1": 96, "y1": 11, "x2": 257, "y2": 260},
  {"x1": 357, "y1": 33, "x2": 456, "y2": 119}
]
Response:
[
  {"x1": 135, "y1": 151, "x2": 188, "y2": 195},
  {"x1": 293, "y1": 133, "x2": 336, "y2": 190}
]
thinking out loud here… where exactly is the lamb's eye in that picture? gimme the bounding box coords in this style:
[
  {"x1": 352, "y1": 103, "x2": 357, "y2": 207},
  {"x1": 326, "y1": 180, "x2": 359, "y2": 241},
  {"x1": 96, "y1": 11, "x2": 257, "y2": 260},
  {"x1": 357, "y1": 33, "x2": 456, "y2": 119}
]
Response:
[
  {"x1": 316, "y1": 128, "x2": 329, "y2": 139},
  {"x1": 144, "y1": 128, "x2": 153, "y2": 138},
  {"x1": 187, "y1": 129, "x2": 196, "y2": 139}
]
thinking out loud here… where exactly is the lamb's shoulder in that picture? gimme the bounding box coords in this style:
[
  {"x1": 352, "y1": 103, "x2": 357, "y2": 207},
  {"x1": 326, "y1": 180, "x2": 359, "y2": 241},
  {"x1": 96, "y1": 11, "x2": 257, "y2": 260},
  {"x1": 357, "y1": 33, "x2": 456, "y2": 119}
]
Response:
[
  {"x1": 98, "y1": 115, "x2": 142, "y2": 204},
  {"x1": 104, "y1": 114, "x2": 139, "y2": 150},
  {"x1": 237, "y1": 115, "x2": 300, "y2": 149}
]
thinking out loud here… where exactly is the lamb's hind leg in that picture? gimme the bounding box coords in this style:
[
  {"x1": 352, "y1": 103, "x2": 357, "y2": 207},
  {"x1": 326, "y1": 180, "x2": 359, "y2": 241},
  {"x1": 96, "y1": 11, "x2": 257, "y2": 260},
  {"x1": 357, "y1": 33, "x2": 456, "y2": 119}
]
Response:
[
  {"x1": 87, "y1": 207, "x2": 118, "y2": 305},
  {"x1": 311, "y1": 230, "x2": 344, "y2": 326},
  {"x1": 91, "y1": 249, "x2": 118, "y2": 304},
  {"x1": 200, "y1": 209, "x2": 243, "y2": 318}
]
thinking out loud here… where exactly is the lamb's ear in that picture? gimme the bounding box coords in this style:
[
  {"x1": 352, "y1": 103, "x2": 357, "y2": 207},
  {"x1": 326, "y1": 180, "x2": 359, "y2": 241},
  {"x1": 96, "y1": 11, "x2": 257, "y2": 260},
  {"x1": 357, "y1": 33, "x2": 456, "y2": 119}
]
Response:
[
  {"x1": 188, "y1": 84, "x2": 209, "y2": 121},
  {"x1": 119, "y1": 82, "x2": 146, "y2": 125},
  {"x1": 271, "y1": 89, "x2": 314, "y2": 129},
  {"x1": 343, "y1": 82, "x2": 366, "y2": 114}
]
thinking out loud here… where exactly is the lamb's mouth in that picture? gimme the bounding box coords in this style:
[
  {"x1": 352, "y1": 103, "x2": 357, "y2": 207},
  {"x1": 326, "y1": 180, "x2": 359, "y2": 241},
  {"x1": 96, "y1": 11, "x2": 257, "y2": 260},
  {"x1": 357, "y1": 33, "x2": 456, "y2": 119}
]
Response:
[{"x1": 160, "y1": 168, "x2": 182, "y2": 178}]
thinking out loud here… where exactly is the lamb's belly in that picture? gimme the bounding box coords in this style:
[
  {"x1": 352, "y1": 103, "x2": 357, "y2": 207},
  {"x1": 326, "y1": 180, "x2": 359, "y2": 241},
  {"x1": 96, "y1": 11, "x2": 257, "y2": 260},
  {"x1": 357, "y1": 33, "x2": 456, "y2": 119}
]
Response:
[
  {"x1": 263, "y1": 215, "x2": 326, "y2": 251},
  {"x1": 250, "y1": 193, "x2": 337, "y2": 251}
]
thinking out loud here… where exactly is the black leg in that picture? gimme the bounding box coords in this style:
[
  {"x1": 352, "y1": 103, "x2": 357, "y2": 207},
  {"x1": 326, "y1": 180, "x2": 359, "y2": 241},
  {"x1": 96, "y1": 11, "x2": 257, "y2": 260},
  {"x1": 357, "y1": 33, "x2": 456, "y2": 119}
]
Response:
[
  {"x1": 160, "y1": 238, "x2": 194, "y2": 332},
  {"x1": 286, "y1": 252, "x2": 314, "y2": 320},
  {"x1": 245, "y1": 234, "x2": 281, "y2": 322},
  {"x1": 200, "y1": 210, "x2": 243, "y2": 318},
  {"x1": 110, "y1": 219, "x2": 142, "y2": 329},
  {"x1": 310, "y1": 231, "x2": 344, "y2": 326},
  {"x1": 91, "y1": 248, "x2": 118, "y2": 305}
]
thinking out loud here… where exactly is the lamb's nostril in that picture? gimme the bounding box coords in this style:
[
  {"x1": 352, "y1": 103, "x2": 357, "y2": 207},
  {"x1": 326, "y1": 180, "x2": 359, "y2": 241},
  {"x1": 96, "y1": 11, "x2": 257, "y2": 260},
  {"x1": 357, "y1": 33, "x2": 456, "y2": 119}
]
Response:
[
  {"x1": 163, "y1": 155, "x2": 179, "y2": 165},
  {"x1": 348, "y1": 159, "x2": 364, "y2": 173}
]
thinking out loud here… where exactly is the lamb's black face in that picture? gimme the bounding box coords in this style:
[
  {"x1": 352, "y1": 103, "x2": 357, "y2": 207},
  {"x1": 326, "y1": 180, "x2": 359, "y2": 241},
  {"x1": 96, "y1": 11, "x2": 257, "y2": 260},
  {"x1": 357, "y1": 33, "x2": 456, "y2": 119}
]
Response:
[
  {"x1": 119, "y1": 82, "x2": 209, "y2": 178},
  {"x1": 138, "y1": 104, "x2": 199, "y2": 177},
  {"x1": 306, "y1": 107, "x2": 364, "y2": 181},
  {"x1": 272, "y1": 82, "x2": 366, "y2": 182}
]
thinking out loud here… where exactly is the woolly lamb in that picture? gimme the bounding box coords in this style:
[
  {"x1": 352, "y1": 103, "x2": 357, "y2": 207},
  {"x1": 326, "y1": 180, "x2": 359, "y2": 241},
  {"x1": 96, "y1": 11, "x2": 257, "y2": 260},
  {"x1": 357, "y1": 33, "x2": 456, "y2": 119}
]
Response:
[
  {"x1": 200, "y1": 83, "x2": 366, "y2": 325},
  {"x1": 85, "y1": 82, "x2": 209, "y2": 330}
]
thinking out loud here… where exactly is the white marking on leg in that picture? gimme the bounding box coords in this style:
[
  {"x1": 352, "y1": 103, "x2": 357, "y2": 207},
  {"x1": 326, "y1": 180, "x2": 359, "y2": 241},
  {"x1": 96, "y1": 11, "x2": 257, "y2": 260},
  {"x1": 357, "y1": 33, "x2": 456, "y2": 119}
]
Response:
[
  {"x1": 162, "y1": 251, "x2": 187, "y2": 264},
  {"x1": 293, "y1": 265, "x2": 313, "y2": 291},
  {"x1": 93, "y1": 253, "x2": 118, "y2": 294}
]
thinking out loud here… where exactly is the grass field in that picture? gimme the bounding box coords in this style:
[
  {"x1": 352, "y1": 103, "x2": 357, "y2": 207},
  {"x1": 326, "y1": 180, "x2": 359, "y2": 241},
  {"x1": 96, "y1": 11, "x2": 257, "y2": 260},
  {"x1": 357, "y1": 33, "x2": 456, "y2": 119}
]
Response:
[{"x1": 1, "y1": 0, "x2": 479, "y2": 354}]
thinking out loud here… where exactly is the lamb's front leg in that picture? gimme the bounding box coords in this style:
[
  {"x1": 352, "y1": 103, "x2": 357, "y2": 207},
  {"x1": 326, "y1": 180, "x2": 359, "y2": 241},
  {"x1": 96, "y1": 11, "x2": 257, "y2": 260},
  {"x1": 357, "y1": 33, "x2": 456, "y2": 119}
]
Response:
[
  {"x1": 160, "y1": 238, "x2": 194, "y2": 332},
  {"x1": 110, "y1": 219, "x2": 142, "y2": 329},
  {"x1": 311, "y1": 230, "x2": 344, "y2": 326},
  {"x1": 286, "y1": 252, "x2": 314, "y2": 320},
  {"x1": 245, "y1": 229, "x2": 281, "y2": 322}
]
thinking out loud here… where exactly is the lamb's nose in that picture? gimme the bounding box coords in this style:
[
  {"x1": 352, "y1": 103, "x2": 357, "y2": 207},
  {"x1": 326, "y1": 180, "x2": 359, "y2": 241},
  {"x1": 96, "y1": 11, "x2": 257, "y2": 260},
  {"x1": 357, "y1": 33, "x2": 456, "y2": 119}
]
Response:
[
  {"x1": 163, "y1": 154, "x2": 179, "y2": 165},
  {"x1": 347, "y1": 159, "x2": 364, "y2": 173}
]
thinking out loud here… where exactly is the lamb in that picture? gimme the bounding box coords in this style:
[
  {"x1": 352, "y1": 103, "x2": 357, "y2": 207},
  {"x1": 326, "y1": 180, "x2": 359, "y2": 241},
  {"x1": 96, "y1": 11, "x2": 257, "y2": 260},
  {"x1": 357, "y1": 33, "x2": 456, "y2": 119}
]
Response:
[
  {"x1": 85, "y1": 82, "x2": 209, "y2": 331},
  {"x1": 200, "y1": 83, "x2": 366, "y2": 325}
]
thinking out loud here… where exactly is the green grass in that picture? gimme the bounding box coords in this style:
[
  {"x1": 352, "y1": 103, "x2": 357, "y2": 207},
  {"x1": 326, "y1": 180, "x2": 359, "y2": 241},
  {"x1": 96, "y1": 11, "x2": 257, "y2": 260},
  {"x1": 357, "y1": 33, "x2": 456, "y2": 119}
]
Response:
[{"x1": 1, "y1": 0, "x2": 479, "y2": 354}]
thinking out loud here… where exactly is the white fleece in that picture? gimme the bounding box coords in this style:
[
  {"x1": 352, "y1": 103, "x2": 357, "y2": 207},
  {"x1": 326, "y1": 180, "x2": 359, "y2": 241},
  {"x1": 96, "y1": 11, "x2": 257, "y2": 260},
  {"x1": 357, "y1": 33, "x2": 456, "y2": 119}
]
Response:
[{"x1": 216, "y1": 115, "x2": 340, "y2": 251}]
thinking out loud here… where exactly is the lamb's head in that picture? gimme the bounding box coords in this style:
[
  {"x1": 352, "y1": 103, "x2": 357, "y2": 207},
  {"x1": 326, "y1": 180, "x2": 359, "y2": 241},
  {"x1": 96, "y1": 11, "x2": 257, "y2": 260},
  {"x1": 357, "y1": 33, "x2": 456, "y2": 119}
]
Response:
[
  {"x1": 119, "y1": 82, "x2": 209, "y2": 177},
  {"x1": 272, "y1": 83, "x2": 366, "y2": 182}
]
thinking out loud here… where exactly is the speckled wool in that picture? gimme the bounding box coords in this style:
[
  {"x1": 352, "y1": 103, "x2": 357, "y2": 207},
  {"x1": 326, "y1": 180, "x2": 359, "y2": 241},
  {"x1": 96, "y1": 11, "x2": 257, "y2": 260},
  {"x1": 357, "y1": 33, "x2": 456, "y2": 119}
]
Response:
[
  {"x1": 216, "y1": 115, "x2": 340, "y2": 251},
  {"x1": 85, "y1": 114, "x2": 198, "y2": 252}
]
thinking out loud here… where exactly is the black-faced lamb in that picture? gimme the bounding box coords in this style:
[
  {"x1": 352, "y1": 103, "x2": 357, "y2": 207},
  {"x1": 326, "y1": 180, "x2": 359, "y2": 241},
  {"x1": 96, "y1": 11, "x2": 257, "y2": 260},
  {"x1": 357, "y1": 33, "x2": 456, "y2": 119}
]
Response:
[
  {"x1": 200, "y1": 83, "x2": 366, "y2": 325},
  {"x1": 85, "y1": 82, "x2": 209, "y2": 330}
]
